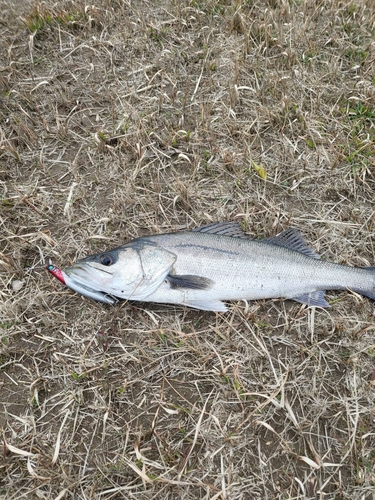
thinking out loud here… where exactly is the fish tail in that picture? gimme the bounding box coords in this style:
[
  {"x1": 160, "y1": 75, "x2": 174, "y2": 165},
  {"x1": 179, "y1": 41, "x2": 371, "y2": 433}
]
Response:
[{"x1": 353, "y1": 266, "x2": 375, "y2": 301}]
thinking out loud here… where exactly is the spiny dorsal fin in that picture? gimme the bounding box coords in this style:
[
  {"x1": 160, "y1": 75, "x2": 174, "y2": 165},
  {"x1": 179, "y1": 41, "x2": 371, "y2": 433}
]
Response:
[
  {"x1": 262, "y1": 228, "x2": 321, "y2": 259},
  {"x1": 191, "y1": 221, "x2": 247, "y2": 238}
]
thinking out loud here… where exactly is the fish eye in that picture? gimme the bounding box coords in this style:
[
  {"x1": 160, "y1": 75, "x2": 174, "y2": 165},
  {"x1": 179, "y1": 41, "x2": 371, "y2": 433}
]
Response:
[{"x1": 100, "y1": 254, "x2": 113, "y2": 266}]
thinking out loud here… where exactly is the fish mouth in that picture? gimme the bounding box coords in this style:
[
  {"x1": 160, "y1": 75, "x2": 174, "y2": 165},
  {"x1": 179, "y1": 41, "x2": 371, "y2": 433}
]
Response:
[
  {"x1": 47, "y1": 264, "x2": 118, "y2": 305},
  {"x1": 66, "y1": 276, "x2": 118, "y2": 304}
]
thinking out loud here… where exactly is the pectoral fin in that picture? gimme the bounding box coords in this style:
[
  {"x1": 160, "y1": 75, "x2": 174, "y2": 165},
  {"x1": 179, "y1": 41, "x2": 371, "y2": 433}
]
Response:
[{"x1": 167, "y1": 274, "x2": 214, "y2": 290}]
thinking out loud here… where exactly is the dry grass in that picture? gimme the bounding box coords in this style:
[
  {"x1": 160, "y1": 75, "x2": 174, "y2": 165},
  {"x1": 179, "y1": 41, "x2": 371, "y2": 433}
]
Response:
[{"x1": 1, "y1": 0, "x2": 375, "y2": 498}]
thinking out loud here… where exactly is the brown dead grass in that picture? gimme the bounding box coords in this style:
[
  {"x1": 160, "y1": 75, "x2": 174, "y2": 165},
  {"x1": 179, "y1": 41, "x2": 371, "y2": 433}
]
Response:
[{"x1": 1, "y1": 0, "x2": 375, "y2": 498}]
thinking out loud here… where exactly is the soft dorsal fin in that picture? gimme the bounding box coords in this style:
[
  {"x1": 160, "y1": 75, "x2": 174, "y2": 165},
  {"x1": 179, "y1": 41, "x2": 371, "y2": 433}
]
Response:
[
  {"x1": 262, "y1": 228, "x2": 321, "y2": 259},
  {"x1": 191, "y1": 221, "x2": 247, "y2": 238}
]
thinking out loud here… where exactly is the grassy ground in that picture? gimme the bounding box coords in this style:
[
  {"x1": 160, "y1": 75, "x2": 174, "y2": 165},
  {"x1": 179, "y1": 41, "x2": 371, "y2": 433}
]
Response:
[{"x1": 1, "y1": 0, "x2": 375, "y2": 498}]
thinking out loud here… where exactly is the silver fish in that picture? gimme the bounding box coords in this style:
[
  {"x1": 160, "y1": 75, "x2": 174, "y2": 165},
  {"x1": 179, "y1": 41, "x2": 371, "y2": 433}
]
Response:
[{"x1": 47, "y1": 222, "x2": 375, "y2": 312}]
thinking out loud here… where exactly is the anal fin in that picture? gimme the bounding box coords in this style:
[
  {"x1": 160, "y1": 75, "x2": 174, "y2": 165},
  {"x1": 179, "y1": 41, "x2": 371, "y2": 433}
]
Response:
[{"x1": 291, "y1": 291, "x2": 330, "y2": 308}]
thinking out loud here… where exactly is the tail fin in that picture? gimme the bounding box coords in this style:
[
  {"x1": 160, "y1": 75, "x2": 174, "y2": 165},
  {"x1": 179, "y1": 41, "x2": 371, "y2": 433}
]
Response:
[{"x1": 353, "y1": 266, "x2": 375, "y2": 301}]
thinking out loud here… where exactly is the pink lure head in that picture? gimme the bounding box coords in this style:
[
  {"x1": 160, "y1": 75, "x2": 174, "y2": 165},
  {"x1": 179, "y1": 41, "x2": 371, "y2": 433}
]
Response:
[{"x1": 46, "y1": 264, "x2": 66, "y2": 284}]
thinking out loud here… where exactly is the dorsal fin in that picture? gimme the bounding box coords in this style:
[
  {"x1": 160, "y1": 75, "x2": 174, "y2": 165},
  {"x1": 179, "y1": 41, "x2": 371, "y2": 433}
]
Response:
[
  {"x1": 191, "y1": 221, "x2": 247, "y2": 238},
  {"x1": 262, "y1": 228, "x2": 320, "y2": 259}
]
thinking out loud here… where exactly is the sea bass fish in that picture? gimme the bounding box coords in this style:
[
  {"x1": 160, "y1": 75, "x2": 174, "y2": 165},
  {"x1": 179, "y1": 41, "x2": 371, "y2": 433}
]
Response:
[{"x1": 46, "y1": 222, "x2": 375, "y2": 312}]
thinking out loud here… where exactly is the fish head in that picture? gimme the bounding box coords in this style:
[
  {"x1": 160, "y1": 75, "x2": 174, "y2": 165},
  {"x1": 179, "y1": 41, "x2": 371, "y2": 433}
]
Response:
[
  {"x1": 46, "y1": 264, "x2": 117, "y2": 304},
  {"x1": 62, "y1": 240, "x2": 177, "y2": 302}
]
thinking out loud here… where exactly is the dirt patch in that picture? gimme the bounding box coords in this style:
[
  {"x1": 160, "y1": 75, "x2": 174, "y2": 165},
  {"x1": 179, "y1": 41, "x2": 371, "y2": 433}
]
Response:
[{"x1": 1, "y1": 0, "x2": 375, "y2": 498}]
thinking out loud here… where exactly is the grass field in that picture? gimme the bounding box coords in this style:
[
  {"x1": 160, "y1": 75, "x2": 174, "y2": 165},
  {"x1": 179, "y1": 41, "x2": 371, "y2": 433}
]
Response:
[{"x1": 1, "y1": 0, "x2": 375, "y2": 498}]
